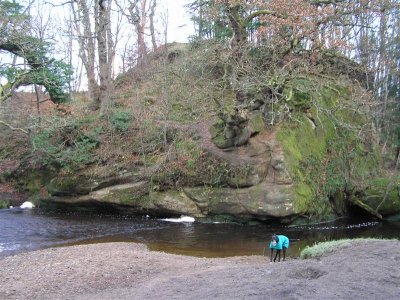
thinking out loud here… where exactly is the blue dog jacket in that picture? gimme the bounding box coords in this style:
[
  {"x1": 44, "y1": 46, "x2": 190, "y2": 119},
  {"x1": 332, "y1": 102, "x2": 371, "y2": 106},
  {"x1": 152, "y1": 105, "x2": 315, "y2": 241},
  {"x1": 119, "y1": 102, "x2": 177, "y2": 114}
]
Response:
[{"x1": 269, "y1": 235, "x2": 289, "y2": 250}]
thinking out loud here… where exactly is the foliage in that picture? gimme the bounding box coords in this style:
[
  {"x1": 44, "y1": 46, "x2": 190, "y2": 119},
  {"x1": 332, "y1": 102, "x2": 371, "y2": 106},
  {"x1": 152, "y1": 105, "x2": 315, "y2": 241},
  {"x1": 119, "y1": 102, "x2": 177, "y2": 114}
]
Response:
[
  {"x1": 151, "y1": 138, "x2": 232, "y2": 189},
  {"x1": 0, "y1": 199, "x2": 10, "y2": 208},
  {"x1": 30, "y1": 119, "x2": 99, "y2": 172},
  {"x1": 109, "y1": 109, "x2": 133, "y2": 132},
  {"x1": 131, "y1": 120, "x2": 165, "y2": 155},
  {"x1": 0, "y1": 0, "x2": 72, "y2": 103},
  {"x1": 152, "y1": 139, "x2": 204, "y2": 188}
]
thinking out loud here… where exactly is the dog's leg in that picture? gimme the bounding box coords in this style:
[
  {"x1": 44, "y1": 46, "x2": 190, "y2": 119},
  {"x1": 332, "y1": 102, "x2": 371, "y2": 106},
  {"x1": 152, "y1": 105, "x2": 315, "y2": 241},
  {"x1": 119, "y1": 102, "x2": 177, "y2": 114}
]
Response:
[
  {"x1": 283, "y1": 248, "x2": 286, "y2": 261},
  {"x1": 274, "y1": 249, "x2": 280, "y2": 262}
]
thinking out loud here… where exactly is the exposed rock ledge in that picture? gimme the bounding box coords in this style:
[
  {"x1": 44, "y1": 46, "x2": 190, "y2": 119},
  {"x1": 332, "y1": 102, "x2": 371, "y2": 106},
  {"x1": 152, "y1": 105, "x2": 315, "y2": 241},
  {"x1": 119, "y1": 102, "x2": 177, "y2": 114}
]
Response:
[
  {"x1": 49, "y1": 181, "x2": 297, "y2": 221},
  {"x1": 43, "y1": 126, "x2": 303, "y2": 222}
]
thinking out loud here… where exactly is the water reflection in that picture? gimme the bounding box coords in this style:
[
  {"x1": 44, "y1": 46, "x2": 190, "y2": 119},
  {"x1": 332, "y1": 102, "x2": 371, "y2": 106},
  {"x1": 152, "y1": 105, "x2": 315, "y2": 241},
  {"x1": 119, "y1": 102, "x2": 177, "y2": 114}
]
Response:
[{"x1": 0, "y1": 209, "x2": 399, "y2": 258}]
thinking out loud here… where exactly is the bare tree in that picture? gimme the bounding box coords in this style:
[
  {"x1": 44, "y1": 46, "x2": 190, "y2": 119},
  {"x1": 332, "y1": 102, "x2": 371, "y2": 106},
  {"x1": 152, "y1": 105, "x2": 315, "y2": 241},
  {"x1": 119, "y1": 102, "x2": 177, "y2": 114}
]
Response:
[
  {"x1": 69, "y1": 0, "x2": 120, "y2": 114},
  {"x1": 95, "y1": 0, "x2": 113, "y2": 115},
  {"x1": 149, "y1": 0, "x2": 158, "y2": 51},
  {"x1": 70, "y1": 0, "x2": 98, "y2": 107},
  {"x1": 117, "y1": 0, "x2": 158, "y2": 66}
]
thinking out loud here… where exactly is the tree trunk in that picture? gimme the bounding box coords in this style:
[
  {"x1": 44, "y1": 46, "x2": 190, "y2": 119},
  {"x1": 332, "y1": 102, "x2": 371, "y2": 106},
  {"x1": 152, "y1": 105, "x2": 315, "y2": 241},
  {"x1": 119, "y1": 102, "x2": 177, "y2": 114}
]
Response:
[
  {"x1": 127, "y1": 0, "x2": 148, "y2": 66},
  {"x1": 95, "y1": 0, "x2": 113, "y2": 116},
  {"x1": 149, "y1": 0, "x2": 157, "y2": 51},
  {"x1": 226, "y1": 5, "x2": 249, "y2": 106},
  {"x1": 71, "y1": 0, "x2": 99, "y2": 109}
]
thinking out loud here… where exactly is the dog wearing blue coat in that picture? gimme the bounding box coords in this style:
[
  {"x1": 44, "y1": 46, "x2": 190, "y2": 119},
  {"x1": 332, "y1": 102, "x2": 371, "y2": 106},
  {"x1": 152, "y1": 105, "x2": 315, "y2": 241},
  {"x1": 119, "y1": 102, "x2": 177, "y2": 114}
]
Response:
[{"x1": 269, "y1": 234, "x2": 289, "y2": 262}]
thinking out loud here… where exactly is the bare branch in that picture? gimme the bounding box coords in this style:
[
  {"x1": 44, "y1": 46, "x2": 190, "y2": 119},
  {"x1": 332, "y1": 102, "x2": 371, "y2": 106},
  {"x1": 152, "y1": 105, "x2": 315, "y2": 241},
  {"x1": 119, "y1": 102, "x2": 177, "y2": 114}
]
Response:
[{"x1": 0, "y1": 120, "x2": 29, "y2": 134}]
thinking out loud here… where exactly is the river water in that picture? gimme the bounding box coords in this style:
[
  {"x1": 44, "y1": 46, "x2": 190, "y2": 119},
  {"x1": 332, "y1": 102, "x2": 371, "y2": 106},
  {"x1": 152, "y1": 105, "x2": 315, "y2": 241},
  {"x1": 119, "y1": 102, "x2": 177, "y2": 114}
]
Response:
[{"x1": 1, "y1": 208, "x2": 399, "y2": 258}]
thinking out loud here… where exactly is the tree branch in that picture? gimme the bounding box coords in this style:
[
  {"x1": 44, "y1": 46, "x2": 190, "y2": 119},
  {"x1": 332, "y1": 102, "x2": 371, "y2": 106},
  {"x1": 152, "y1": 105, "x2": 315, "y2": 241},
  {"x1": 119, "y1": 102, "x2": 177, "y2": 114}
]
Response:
[
  {"x1": 0, "y1": 120, "x2": 29, "y2": 134},
  {"x1": 245, "y1": 9, "x2": 285, "y2": 24}
]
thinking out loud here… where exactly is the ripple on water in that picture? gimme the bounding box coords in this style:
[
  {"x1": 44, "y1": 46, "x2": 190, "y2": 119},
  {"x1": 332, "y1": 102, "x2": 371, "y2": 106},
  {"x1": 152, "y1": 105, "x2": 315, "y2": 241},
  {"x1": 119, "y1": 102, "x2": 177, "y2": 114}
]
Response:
[{"x1": 0, "y1": 242, "x2": 21, "y2": 254}]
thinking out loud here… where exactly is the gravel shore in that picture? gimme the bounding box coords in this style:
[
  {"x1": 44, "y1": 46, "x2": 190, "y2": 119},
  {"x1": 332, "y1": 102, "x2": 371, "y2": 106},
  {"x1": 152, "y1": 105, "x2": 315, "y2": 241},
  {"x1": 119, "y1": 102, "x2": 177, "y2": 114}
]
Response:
[{"x1": 1, "y1": 240, "x2": 400, "y2": 299}]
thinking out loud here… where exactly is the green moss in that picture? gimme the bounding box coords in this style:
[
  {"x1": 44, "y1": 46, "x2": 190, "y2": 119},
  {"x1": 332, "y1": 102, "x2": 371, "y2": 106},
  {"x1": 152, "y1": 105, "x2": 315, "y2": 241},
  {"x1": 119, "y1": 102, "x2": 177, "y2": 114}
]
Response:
[
  {"x1": 248, "y1": 111, "x2": 264, "y2": 134},
  {"x1": 105, "y1": 189, "x2": 150, "y2": 206},
  {"x1": 291, "y1": 79, "x2": 312, "y2": 107},
  {"x1": 0, "y1": 199, "x2": 10, "y2": 209},
  {"x1": 174, "y1": 140, "x2": 203, "y2": 174},
  {"x1": 277, "y1": 112, "x2": 329, "y2": 184},
  {"x1": 277, "y1": 80, "x2": 382, "y2": 220},
  {"x1": 21, "y1": 169, "x2": 55, "y2": 196},
  {"x1": 209, "y1": 122, "x2": 233, "y2": 149},
  {"x1": 294, "y1": 182, "x2": 313, "y2": 212}
]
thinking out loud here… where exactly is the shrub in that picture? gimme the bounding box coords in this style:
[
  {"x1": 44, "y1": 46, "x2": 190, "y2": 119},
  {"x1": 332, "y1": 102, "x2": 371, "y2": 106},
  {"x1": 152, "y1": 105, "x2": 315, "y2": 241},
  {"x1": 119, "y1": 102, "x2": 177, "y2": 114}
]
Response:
[
  {"x1": 110, "y1": 110, "x2": 133, "y2": 132},
  {"x1": 30, "y1": 120, "x2": 99, "y2": 171}
]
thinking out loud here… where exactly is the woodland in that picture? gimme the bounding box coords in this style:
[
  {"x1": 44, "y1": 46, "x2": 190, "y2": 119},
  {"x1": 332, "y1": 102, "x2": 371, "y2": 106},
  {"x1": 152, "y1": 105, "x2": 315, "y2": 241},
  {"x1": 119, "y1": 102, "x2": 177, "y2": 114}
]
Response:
[{"x1": 0, "y1": 0, "x2": 399, "y2": 223}]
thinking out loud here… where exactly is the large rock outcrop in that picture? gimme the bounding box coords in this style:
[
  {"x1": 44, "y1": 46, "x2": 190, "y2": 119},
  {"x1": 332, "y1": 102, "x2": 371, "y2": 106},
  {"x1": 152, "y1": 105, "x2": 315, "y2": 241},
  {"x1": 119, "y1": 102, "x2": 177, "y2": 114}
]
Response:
[{"x1": 41, "y1": 124, "x2": 305, "y2": 223}]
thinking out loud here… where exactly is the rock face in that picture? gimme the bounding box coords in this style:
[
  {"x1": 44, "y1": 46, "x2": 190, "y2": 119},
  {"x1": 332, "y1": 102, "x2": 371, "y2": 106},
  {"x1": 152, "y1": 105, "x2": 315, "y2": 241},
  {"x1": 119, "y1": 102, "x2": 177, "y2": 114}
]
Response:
[
  {"x1": 184, "y1": 183, "x2": 297, "y2": 221},
  {"x1": 41, "y1": 125, "x2": 304, "y2": 223}
]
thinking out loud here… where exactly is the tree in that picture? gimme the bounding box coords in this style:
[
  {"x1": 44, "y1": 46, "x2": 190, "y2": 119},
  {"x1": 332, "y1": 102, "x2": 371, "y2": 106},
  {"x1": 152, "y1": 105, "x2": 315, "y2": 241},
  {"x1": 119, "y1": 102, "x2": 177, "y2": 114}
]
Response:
[
  {"x1": 69, "y1": 0, "x2": 118, "y2": 114},
  {"x1": 0, "y1": 0, "x2": 71, "y2": 103},
  {"x1": 116, "y1": 0, "x2": 159, "y2": 66}
]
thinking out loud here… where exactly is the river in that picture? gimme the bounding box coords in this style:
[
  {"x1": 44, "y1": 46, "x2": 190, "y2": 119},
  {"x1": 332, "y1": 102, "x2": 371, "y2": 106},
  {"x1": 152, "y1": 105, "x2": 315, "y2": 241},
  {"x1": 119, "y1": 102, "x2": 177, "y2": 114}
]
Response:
[{"x1": 1, "y1": 208, "x2": 399, "y2": 258}]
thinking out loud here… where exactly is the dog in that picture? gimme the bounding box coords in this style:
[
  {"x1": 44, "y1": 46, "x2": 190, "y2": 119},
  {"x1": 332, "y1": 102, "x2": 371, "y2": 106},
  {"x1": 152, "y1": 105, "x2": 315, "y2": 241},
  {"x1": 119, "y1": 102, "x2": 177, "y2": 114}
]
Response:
[{"x1": 269, "y1": 234, "x2": 289, "y2": 262}]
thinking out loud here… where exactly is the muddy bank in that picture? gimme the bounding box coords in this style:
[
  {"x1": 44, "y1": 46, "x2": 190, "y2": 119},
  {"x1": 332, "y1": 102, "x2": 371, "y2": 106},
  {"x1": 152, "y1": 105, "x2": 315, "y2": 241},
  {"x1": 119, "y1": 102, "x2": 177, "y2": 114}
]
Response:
[{"x1": 1, "y1": 240, "x2": 399, "y2": 300}]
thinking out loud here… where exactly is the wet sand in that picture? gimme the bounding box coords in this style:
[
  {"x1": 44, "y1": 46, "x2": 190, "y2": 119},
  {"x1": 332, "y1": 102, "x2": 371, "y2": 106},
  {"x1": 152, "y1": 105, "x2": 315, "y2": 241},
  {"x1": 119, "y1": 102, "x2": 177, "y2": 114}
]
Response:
[{"x1": 1, "y1": 240, "x2": 399, "y2": 299}]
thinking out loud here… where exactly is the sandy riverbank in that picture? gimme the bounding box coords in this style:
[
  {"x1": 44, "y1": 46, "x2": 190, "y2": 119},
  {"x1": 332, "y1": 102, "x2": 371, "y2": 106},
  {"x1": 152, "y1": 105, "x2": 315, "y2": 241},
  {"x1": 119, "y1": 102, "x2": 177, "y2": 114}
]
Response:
[{"x1": 1, "y1": 240, "x2": 399, "y2": 299}]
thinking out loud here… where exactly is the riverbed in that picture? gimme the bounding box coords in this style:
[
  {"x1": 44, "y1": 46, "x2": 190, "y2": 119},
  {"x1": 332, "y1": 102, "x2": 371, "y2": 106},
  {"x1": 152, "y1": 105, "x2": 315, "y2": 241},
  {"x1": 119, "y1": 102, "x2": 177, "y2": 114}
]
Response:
[{"x1": 1, "y1": 208, "x2": 399, "y2": 258}]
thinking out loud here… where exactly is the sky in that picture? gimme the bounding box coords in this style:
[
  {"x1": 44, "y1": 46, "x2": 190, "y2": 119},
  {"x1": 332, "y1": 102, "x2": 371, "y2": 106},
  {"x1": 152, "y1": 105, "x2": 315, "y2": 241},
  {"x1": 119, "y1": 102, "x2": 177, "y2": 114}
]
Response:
[{"x1": 159, "y1": 0, "x2": 195, "y2": 43}]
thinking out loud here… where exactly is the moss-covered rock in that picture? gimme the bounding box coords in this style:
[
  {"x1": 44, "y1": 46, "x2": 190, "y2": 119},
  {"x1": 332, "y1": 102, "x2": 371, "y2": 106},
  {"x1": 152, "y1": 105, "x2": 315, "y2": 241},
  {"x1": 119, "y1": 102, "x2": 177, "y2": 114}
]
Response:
[
  {"x1": 247, "y1": 111, "x2": 264, "y2": 135},
  {"x1": 276, "y1": 78, "x2": 384, "y2": 220},
  {"x1": 209, "y1": 121, "x2": 234, "y2": 149}
]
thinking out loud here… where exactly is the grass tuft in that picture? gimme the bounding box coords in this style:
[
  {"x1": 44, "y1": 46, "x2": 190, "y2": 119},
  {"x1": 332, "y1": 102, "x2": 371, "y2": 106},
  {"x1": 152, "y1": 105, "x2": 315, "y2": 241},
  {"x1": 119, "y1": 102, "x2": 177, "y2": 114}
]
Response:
[{"x1": 300, "y1": 238, "x2": 384, "y2": 259}]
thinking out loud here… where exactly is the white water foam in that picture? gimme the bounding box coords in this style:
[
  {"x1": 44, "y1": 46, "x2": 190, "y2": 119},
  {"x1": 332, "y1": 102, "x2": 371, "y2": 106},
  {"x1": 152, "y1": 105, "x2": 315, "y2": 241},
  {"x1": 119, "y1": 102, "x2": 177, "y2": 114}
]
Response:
[
  {"x1": 160, "y1": 216, "x2": 195, "y2": 223},
  {"x1": 20, "y1": 201, "x2": 35, "y2": 209}
]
